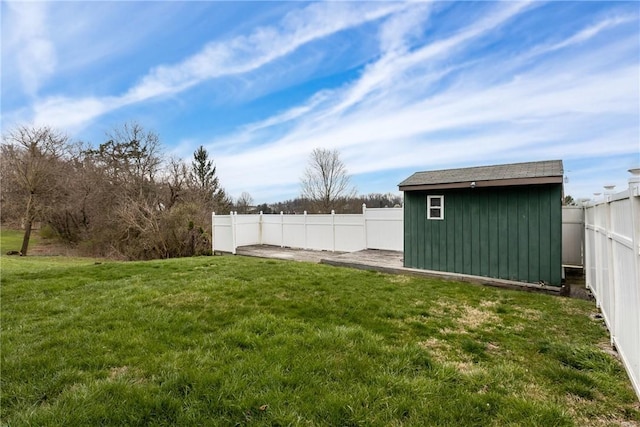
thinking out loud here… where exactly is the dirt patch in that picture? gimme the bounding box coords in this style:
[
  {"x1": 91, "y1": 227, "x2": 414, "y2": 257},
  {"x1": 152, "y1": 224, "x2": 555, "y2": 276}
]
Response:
[
  {"x1": 596, "y1": 340, "x2": 620, "y2": 359},
  {"x1": 565, "y1": 268, "x2": 594, "y2": 301},
  {"x1": 28, "y1": 240, "x2": 77, "y2": 257}
]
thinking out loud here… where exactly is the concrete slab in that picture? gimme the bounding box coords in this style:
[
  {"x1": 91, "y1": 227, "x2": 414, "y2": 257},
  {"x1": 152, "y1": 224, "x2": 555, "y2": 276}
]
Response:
[
  {"x1": 235, "y1": 245, "x2": 345, "y2": 264},
  {"x1": 233, "y1": 244, "x2": 567, "y2": 296},
  {"x1": 322, "y1": 250, "x2": 565, "y2": 296}
]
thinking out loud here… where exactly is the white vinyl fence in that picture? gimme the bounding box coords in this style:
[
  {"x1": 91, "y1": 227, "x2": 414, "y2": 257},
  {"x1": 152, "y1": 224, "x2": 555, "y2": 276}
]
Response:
[
  {"x1": 584, "y1": 170, "x2": 640, "y2": 400},
  {"x1": 562, "y1": 207, "x2": 584, "y2": 267},
  {"x1": 212, "y1": 205, "x2": 403, "y2": 254}
]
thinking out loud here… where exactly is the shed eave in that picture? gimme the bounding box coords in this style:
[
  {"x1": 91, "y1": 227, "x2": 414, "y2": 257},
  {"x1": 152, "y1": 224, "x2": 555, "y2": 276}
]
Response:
[{"x1": 399, "y1": 176, "x2": 563, "y2": 192}]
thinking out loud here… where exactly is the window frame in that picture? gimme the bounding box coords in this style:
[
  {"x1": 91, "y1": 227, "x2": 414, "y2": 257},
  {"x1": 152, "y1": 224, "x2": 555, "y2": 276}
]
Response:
[{"x1": 427, "y1": 195, "x2": 444, "y2": 220}]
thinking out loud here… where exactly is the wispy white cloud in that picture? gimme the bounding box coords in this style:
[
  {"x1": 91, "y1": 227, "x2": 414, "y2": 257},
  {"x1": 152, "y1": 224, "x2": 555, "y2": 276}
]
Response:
[
  {"x1": 529, "y1": 15, "x2": 637, "y2": 57},
  {"x1": 31, "y1": 96, "x2": 120, "y2": 132},
  {"x1": 206, "y1": 7, "x2": 638, "y2": 200},
  {"x1": 240, "y1": 91, "x2": 331, "y2": 134},
  {"x1": 318, "y1": 2, "x2": 533, "y2": 122},
  {"x1": 3, "y1": 1, "x2": 56, "y2": 96},
  {"x1": 26, "y1": 2, "x2": 408, "y2": 131}
]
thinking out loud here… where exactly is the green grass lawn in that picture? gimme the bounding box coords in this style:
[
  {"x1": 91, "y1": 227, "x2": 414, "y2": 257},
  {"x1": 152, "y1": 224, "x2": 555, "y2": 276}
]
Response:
[
  {"x1": 0, "y1": 227, "x2": 31, "y2": 253},
  {"x1": 1, "y1": 230, "x2": 638, "y2": 426}
]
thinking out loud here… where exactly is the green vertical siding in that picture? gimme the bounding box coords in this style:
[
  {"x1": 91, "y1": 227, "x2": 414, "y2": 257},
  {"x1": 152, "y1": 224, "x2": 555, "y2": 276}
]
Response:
[{"x1": 404, "y1": 185, "x2": 562, "y2": 286}]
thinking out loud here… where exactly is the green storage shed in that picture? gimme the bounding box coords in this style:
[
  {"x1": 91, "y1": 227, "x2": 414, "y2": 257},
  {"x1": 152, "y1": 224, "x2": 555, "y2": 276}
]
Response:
[{"x1": 399, "y1": 160, "x2": 564, "y2": 286}]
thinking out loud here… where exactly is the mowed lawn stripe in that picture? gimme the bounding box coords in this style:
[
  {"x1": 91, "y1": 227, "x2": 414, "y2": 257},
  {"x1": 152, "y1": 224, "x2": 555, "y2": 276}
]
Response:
[{"x1": 1, "y1": 252, "x2": 639, "y2": 426}]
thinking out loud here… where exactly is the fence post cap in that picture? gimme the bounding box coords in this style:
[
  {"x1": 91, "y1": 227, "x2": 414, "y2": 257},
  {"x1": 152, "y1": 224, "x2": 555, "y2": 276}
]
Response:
[{"x1": 628, "y1": 168, "x2": 640, "y2": 195}]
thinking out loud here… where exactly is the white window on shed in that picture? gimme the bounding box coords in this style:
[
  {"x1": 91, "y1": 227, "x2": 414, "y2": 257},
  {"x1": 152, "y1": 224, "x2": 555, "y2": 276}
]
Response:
[{"x1": 427, "y1": 195, "x2": 444, "y2": 220}]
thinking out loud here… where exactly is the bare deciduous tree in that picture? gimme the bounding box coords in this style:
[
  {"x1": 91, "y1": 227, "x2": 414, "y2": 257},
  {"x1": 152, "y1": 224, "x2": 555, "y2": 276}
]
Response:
[
  {"x1": 86, "y1": 122, "x2": 162, "y2": 198},
  {"x1": 300, "y1": 148, "x2": 356, "y2": 212},
  {"x1": 1, "y1": 126, "x2": 69, "y2": 255},
  {"x1": 235, "y1": 192, "x2": 254, "y2": 214},
  {"x1": 165, "y1": 157, "x2": 190, "y2": 209}
]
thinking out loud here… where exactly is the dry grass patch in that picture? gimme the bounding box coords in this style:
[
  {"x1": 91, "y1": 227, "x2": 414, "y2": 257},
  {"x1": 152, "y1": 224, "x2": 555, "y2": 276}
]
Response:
[
  {"x1": 386, "y1": 274, "x2": 412, "y2": 284},
  {"x1": 515, "y1": 306, "x2": 544, "y2": 321},
  {"x1": 425, "y1": 301, "x2": 502, "y2": 333},
  {"x1": 422, "y1": 341, "x2": 477, "y2": 373},
  {"x1": 418, "y1": 337, "x2": 452, "y2": 362},
  {"x1": 479, "y1": 300, "x2": 499, "y2": 308},
  {"x1": 457, "y1": 304, "x2": 501, "y2": 330},
  {"x1": 558, "y1": 296, "x2": 592, "y2": 315},
  {"x1": 108, "y1": 366, "x2": 130, "y2": 381},
  {"x1": 449, "y1": 360, "x2": 486, "y2": 375},
  {"x1": 565, "y1": 394, "x2": 640, "y2": 427},
  {"x1": 520, "y1": 382, "x2": 552, "y2": 401},
  {"x1": 419, "y1": 337, "x2": 489, "y2": 375}
]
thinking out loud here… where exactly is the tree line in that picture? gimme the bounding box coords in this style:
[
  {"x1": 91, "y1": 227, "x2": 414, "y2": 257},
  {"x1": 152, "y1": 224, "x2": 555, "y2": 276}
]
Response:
[
  {"x1": 1, "y1": 125, "x2": 401, "y2": 259},
  {"x1": 1, "y1": 123, "x2": 232, "y2": 259},
  {"x1": 255, "y1": 193, "x2": 402, "y2": 215}
]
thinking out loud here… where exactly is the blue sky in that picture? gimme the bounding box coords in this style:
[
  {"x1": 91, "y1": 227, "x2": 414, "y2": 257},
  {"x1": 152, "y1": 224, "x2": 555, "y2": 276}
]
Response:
[{"x1": 2, "y1": 1, "x2": 639, "y2": 203}]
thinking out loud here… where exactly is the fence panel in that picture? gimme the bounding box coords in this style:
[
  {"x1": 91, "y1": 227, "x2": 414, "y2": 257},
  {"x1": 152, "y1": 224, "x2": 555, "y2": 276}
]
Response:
[
  {"x1": 595, "y1": 203, "x2": 614, "y2": 331},
  {"x1": 562, "y1": 207, "x2": 584, "y2": 267},
  {"x1": 584, "y1": 208, "x2": 597, "y2": 300},
  {"x1": 334, "y1": 214, "x2": 366, "y2": 252},
  {"x1": 262, "y1": 214, "x2": 283, "y2": 246},
  {"x1": 303, "y1": 214, "x2": 332, "y2": 251},
  {"x1": 365, "y1": 208, "x2": 404, "y2": 251},
  {"x1": 584, "y1": 174, "x2": 640, "y2": 401},
  {"x1": 234, "y1": 215, "x2": 261, "y2": 248},
  {"x1": 282, "y1": 215, "x2": 306, "y2": 249},
  {"x1": 211, "y1": 214, "x2": 234, "y2": 253}
]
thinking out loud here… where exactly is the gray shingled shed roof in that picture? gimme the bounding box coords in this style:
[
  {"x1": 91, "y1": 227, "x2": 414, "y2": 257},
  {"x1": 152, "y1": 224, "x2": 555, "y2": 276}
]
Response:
[{"x1": 399, "y1": 160, "x2": 563, "y2": 191}]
